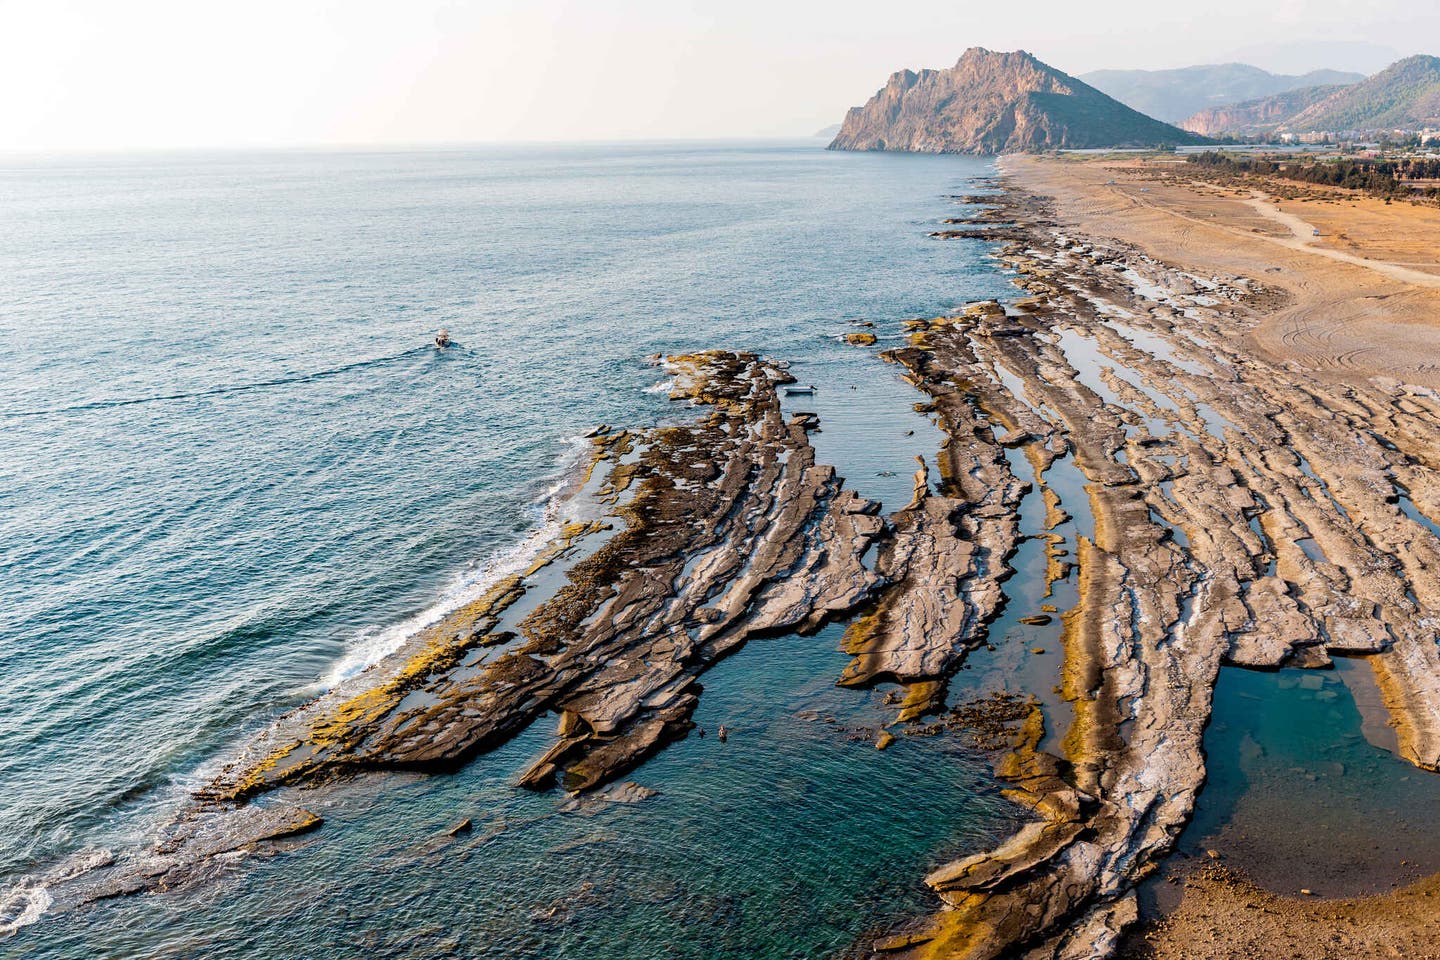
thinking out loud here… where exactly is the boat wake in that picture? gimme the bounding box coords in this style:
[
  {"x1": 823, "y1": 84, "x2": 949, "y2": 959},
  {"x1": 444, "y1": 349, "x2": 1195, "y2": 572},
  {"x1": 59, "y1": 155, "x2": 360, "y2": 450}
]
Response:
[{"x1": 5, "y1": 346, "x2": 433, "y2": 418}]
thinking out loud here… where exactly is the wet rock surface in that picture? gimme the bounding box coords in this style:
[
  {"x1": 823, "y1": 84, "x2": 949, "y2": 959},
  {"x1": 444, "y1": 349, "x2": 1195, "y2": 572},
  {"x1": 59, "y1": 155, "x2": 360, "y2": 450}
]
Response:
[
  {"x1": 865, "y1": 180, "x2": 1440, "y2": 960},
  {"x1": 32, "y1": 350, "x2": 891, "y2": 909},
  {"x1": 19, "y1": 173, "x2": 1440, "y2": 959},
  {"x1": 207, "y1": 351, "x2": 888, "y2": 802}
]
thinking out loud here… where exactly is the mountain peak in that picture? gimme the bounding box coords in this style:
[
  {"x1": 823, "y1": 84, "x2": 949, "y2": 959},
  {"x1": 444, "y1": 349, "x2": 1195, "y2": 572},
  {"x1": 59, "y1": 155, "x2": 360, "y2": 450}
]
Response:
[
  {"x1": 829, "y1": 49, "x2": 1203, "y2": 154},
  {"x1": 1378, "y1": 54, "x2": 1440, "y2": 81},
  {"x1": 959, "y1": 47, "x2": 1035, "y2": 63}
]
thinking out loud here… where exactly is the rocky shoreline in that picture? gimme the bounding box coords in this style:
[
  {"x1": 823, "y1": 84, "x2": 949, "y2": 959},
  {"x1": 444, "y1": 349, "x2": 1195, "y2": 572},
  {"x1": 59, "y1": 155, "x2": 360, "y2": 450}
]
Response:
[
  {"x1": 25, "y1": 349, "x2": 903, "y2": 913},
  {"x1": 17, "y1": 167, "x2": 1440, "y2": 959},
  {"x1": 861, "y1": 173, "x2": 1440, "y2": 959}
]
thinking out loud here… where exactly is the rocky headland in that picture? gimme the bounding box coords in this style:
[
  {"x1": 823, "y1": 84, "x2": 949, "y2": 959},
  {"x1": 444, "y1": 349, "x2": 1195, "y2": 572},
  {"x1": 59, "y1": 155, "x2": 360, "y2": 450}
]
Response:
[{"x1": 828, "y1": 48, "x2": 1205, "y2": 154}]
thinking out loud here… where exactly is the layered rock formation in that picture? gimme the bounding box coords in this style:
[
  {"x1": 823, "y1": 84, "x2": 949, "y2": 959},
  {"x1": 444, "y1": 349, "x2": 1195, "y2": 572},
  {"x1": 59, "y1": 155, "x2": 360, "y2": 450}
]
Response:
[
  {"x1": 206, "y1": 351, "x2": 887, "y2": 800},
  {"x1": 865, "y1": 185, "x2": 1440, "y2": 959},
  {"x1": 37, "y1": 350, "x2": 892, "y2": 908},
  {"x1": 828, "y1": 48, "x2": 1205, "y2": 154}
]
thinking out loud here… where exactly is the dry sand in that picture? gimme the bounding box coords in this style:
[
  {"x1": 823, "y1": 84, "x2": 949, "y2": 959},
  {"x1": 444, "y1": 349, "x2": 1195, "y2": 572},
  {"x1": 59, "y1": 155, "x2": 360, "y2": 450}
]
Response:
[
  {"x1": 1117, "y1": 864, "x2": 1440, "y2": 960},
  {"x1": 1004, "y1": 155, "x2": 1440, "y2": 388}
]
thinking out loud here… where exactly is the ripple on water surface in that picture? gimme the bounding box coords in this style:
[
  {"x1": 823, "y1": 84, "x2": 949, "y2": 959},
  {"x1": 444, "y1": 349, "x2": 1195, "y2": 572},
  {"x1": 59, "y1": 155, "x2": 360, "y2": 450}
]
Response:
[
  {"x1": 12, "y1": 627, "x2": 1027, "y2": 959},
  {"x1": 0, "y1": 143, "x2": 1023, "y2": 954}
]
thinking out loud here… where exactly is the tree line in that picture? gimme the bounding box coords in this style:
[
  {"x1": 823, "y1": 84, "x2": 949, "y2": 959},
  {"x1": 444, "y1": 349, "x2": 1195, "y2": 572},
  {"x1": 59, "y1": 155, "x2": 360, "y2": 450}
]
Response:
[{"x1": 1186, "y1": 152, "x2": 1440, "y2": 199}]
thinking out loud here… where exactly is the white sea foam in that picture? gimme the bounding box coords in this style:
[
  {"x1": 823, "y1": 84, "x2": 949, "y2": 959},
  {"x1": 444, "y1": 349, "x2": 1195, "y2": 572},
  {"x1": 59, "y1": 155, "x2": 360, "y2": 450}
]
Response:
[
  {"x1": 642, "y1": 377, "x2": 676, "y2": 395},
  {"x1": 0, "y1": 884, "x2": 52, "y2": 934},
  {"x1": 312, "y1": 521, "x2": 561, "y2": 692},
  {"x1": 311, "y1": 433, "x2": 597, "y2": 692}
]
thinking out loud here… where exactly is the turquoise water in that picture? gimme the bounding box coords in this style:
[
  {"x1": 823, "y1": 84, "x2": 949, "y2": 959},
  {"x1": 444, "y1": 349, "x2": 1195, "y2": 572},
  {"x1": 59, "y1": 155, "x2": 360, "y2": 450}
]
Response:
[
  {"x1": 0, "y1": 142, "x2": 1023, "y2": 955},
  {"x1": 1164, "y1": 660, "x2": 1440, "y2": 900}
]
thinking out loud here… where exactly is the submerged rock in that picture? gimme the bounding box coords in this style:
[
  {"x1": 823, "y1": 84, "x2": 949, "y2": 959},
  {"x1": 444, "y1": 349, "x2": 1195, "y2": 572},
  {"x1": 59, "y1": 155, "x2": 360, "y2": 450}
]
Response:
[
  {"x1": 597, "y1": 781, "x2": 659, "y2": 804},
  {"x1": 865, "y1": 172, "x2": 1440, "y2": 960},
  {"x1": 63, "y1": 350, "x2": 889, "y2": 905}
]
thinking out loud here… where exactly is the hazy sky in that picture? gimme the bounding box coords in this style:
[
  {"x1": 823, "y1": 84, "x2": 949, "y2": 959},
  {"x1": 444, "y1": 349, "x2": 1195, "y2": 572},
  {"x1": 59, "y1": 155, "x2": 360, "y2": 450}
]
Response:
[{"x1": 2, "y1": 0, "x2": 1434, "y2": 152}]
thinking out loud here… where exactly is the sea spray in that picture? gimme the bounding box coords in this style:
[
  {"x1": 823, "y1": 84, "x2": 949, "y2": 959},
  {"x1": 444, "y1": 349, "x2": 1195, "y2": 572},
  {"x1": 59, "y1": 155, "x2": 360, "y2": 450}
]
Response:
[
  {"x1": 0, "y1": 848, "x2": 113, "y2": 936},
  {"x1": 312, "y1": 431, "x2": 599, "y2": 691},
  {"x1": 0, "y1": 885, "x2": 52, "y2": 935}
]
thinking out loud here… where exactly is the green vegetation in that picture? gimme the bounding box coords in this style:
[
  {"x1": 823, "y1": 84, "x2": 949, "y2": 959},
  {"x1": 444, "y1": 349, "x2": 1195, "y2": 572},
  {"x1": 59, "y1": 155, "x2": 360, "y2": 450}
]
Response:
[
  {"x1": 1081, "y1": 64, "x2": 1363, "y2": 125},
  {"x1": 1186, "y1": 151, "x2": 1440, "y2": 199},
  {"x1": 1293, "y1": 55, "x2": 1440, "y2": 133},
  {"x1": 1181, "y1": 55, "x2": 1440, "y2": 140}
]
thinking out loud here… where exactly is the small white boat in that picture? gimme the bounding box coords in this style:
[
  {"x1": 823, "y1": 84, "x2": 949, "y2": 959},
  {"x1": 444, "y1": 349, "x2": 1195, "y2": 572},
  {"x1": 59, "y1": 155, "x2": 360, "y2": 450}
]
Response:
[
  {"x1": 784, "y1": 385, "x2": 817, "y2": 396},
  {"x1": 434, "y1": 328, "x2": 451, "y2": 348}
]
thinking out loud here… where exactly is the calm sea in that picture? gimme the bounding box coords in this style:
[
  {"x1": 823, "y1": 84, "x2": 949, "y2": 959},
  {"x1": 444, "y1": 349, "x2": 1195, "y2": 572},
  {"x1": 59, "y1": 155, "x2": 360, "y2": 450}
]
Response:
[{"x1": 0, "y1": 141, "x2": 1030, "y2": 957}]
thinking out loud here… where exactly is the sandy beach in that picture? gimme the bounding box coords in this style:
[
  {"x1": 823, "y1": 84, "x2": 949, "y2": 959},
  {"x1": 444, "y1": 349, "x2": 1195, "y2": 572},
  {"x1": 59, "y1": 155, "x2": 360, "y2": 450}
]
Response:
[{"x1": 1006, "y1": 155, "x2": 1440, "y2": 387}]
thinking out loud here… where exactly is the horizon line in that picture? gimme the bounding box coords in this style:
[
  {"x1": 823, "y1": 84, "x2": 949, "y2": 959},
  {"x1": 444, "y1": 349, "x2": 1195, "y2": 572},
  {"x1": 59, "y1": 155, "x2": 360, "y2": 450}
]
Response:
[{"x1": 0, "y1": 133, "x2": 843, "y2": 162}]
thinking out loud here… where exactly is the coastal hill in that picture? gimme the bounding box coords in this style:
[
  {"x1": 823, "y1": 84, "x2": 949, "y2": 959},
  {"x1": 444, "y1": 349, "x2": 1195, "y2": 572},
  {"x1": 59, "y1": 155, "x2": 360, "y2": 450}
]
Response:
[
  {"x1": 1183, "y1": 55, "x2": 1440, "y2": 137},
  {"x1": 829, "y1": 48, "x2": 1205, "y2": 154},
  {"x1": 1181, "y1": 84, "x2": 1356, "y2": 137},
  {"x1": 1080, "y1": 63, "x2": 1363, "y2": 124}
]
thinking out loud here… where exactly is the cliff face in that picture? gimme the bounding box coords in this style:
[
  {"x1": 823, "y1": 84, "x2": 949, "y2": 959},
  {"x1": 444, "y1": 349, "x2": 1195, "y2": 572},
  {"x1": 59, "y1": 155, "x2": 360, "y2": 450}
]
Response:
[
  {"x1": 1181, "y1": 55, "x2": 1440, "y2": 137},
  {"x1": 1182, "y1": 85, "x2": 1349, "y2": 137},
  {"x1": 829, "y1": 48, "x2": 1205, "y2": 155}
]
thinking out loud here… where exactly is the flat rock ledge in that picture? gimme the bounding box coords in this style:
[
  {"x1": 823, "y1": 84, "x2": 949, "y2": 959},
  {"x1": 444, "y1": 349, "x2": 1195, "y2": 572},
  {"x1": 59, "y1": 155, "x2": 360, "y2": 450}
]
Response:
[
  {"x1": 38, "y1": 350, "x2": 891, "y2": 907},
  {"x1": 21, "y1": 187, "x2": 1440, "y2": 957},
  {"x1": 865, "y1": 183, "x2": 1440, "y2": 960}
]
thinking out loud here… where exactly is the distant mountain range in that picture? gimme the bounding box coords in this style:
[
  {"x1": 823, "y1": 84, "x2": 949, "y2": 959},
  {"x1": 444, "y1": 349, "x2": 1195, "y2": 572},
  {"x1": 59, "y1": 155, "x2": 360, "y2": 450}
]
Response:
[
  {"x1": 1183, "y1": 55, "x2": 1440, "y2": 137},
  {"x1": 1080, "y1": 64, "x2": 1364, "y2": 124},
  {"x1": 828, "y1": 48, "x2": 1204, "y2": 154}
]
